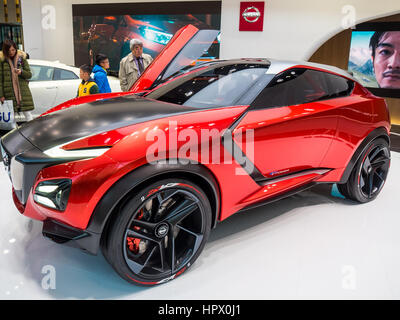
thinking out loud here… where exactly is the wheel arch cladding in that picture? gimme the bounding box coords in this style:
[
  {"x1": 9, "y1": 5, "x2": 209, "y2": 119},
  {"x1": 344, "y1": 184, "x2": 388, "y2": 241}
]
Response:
[
  {"x1": 339, "y1": 127, "x2": 390, "y2": 184},
  {"x1": 86, "y1": 162, "x2": 221, "y2": 248}
]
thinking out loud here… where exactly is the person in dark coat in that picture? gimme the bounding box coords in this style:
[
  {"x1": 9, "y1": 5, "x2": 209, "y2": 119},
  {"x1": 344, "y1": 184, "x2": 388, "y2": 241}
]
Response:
[
  {"x1": 0, "y1": 39, "x2": 34, "y2": 121},
  {"x1": 92, "y1": 53, "x2": 112, "y2": 93}
]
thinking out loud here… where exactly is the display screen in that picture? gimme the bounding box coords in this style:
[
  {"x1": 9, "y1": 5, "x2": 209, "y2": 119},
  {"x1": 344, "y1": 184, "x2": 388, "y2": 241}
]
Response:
[
  {"x1": 348, "y1": 23, "x2": 400, "y2": 98},
  {"x1": 72, "y1": 2, "x2": 221, "y2": 76}
]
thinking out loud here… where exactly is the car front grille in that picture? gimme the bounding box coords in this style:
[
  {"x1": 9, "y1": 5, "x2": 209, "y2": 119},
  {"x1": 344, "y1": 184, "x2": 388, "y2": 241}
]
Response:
[
  {"x1": 1, "y1": 141, "x2": 24, "y2": 203},
  {"x1": 0, "y1": 141, "x2": 11, "y2": 178}
]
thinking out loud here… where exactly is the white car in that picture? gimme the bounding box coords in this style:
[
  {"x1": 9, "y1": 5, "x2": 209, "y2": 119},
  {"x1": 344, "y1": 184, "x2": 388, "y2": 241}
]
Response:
[{"x1": 27, "y1": 60, "x2": 121, "y2": 118}]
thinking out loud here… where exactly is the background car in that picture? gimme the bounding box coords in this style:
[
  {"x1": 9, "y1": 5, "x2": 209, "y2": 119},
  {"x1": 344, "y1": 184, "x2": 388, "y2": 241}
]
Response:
[
  {"x1": 27, "y1": 59, "x2": 121, "y2": 119},
  {"x1": 1, "y1": 25, "x2": 391, "y2": 286}
]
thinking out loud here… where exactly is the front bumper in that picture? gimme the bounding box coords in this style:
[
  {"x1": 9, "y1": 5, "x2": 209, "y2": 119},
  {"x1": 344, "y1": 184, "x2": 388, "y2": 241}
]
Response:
[
  {"x1": 1, "y1": 129, "x2": 68, "y2": 205},
  {"x1": 10, "y1": 189, "x2": 101, "y2": 255},
  {"x1": 1, "y1": 128, "x2": 120, "y2": 255},
  {"x1": 42, "y1": 219, "x2": 101, "y2": 255}
]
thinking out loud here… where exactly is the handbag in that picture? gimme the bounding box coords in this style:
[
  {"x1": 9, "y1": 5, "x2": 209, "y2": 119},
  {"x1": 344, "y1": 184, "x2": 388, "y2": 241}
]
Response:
[{"x1": 0, "y1": 100, "x2": 16, "y2": 130}]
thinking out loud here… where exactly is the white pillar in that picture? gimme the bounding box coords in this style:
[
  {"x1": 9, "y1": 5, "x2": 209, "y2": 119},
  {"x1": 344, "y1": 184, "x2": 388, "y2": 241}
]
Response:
[{"x1": 21, "y1": 0, "x2": 43, "y2": 58}]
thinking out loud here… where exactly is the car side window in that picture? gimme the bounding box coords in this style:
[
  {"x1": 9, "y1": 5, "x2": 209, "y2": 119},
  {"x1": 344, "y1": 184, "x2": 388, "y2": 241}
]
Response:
[
  {"x1": 251, "y1": 68, "x2": 355, "y2": 109},
  {"x1": 53, "y1": 68, "x2": 79, "y2": 80},
  {"x1": 30, "y1": 65, "x2": 55, "y2": 82}
]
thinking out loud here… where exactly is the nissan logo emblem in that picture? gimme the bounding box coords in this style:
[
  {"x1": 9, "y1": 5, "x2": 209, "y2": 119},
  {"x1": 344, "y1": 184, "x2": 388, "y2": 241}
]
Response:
[
  {"x1": 242, "y1": 6, "x2": 261, "y2": 23},
  {"x1": 155, "y1": 223, "x2": 169, "y2": 238}
]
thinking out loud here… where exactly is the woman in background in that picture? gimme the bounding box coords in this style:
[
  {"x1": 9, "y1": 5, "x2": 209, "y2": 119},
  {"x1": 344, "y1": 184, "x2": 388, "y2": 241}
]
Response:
[
  {"x1": 0, "y1": 39, "x2": 34, "y2": 121},
  {"x1": 93, "y1": 53, "x2": 112, "y2": 93}
]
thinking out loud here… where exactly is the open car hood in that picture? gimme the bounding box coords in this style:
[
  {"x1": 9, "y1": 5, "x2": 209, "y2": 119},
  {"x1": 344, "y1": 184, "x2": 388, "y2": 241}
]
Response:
[{"x1": 130, "y1": 24, "x2": 219, "y2": 92}]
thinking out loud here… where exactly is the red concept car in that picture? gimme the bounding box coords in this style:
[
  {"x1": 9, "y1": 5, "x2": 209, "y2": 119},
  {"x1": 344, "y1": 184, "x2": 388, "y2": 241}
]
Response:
[{"x1": 0, "y1": 25, "x2": 391, "y2": 286}]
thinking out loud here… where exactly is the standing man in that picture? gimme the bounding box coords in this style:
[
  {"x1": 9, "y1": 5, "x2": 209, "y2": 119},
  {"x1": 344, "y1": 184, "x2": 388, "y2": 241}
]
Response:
[
  {"x1": 370, "y1": 31, "x2": 400, "y2": 89},
  {"x1": 119, "y1": 39, "x2": 153, "y2": 92}
]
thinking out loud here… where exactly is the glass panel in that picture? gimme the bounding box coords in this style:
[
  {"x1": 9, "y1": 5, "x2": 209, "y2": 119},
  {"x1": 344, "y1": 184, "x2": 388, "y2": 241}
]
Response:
[
  {"x1": 160, "y1": 29, "x2": 220, "y2": 83},
  {"x1": 30, "y1": 65, "x2": 55, "y2": 82},
  {"x1": 147, "y1": 63, "x2": 268, "y2": 108},
  {"x1": 54, "y1": 68, "x2": 79, "y2": 80},
  {"x1": 252, "y1": 68, "x2": 355, "y2": 108}
]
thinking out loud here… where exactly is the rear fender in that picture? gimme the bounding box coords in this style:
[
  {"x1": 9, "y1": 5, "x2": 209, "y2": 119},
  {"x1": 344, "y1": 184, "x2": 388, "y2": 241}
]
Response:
[{"x1": 339, "y1": 127, "x2": 390, "y2": 184}]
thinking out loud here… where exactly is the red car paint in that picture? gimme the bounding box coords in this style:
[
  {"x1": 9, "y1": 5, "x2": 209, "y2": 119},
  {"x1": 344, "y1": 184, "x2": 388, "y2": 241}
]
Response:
[{"x1": 6, "y1": 25, "x2": 391, "y2": 238}]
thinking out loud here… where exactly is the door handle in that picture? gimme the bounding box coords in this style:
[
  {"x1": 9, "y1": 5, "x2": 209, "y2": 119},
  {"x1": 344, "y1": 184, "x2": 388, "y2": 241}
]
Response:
[{"x1": 45, "y1": 86, "x2": 57, "y2": 89}]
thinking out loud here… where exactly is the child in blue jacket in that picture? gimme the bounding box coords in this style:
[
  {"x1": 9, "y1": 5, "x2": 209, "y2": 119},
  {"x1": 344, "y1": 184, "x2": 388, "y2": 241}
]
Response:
[{"x1": 92, "y1": 54, "x2": 112, "y2": 93}]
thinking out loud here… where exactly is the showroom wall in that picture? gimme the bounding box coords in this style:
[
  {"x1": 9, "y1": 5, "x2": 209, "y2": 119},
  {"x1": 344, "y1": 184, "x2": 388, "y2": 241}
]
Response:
[
  {"x1": 21, "y1": 0, "x2": 400, "y2": 64},
  {"x1": 19, "y1": 0, "x2": 400, "y2": 124},
  {"x1": 309, "y1": 13, "x2": 400, "y2": 124},
  {"x1": 220, "y1": 0, "x2": 400, "y2": 60}
]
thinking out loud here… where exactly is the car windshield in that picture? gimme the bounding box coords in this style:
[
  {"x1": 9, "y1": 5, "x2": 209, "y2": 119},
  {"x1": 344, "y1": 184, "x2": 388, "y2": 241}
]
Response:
[{"x1": 145, "y1": 63, "x2": 270, "y2": 108}]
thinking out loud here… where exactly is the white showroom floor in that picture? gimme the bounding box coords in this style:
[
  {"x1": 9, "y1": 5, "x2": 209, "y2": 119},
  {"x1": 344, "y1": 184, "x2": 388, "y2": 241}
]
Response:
[{"x1": 0, "y1": 152, "x2": 399, "y2": 300}]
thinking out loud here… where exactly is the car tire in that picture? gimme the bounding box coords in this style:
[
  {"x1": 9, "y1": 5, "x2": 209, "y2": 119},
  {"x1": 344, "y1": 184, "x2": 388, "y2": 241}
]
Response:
[
  {"x1": 337, "y1": 137, "x2": 390, "y2": 203},
  {"x1": 102, "y1": 178, "x2": 212, "y2": 286}
]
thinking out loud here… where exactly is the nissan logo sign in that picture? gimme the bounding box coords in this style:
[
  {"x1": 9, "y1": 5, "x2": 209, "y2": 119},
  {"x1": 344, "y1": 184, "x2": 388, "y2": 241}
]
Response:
[{"x1": 242, "y1": 6, "x2": 261, "y2": 23}]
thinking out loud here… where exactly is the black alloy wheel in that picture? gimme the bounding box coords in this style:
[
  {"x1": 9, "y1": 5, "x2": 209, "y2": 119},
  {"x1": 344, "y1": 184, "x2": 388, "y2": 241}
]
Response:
[
  {"x1": 102, "y1": 178, "x2": 212, "y2": 285},
  {"x1": 338, "y1": 137, "x2": 390, "y2": 203},
  {"x1": 357, "y1": 144, "x2": 390, "y2": 199}
]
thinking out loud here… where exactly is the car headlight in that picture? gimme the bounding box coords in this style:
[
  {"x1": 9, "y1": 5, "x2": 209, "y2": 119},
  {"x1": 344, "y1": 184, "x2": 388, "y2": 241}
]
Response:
[
  {"x1": 34, "y1": 179, "x2": 72, "y2": 211},
  {"x1": 142, "y1": 28, "x2": 173, "y2": 45}
]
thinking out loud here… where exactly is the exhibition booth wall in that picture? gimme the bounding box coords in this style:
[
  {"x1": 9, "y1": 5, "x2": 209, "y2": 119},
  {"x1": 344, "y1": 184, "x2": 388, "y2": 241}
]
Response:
[
  {"x1": 20, "y1": 0, "x2": 400, "y2": 62},
  {"x1": 310, "y1": 13, "x2": 400, "y2": 125},
  {"x1": 20, "y1": 0, "x2": 400, "y2": 124}
]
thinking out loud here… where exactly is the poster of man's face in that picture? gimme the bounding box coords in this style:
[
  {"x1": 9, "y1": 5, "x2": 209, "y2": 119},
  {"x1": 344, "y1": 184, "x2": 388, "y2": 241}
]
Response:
[
  {"x1": 348, "y1": 30, "x2": 400, "y2": 89},
  {"x1": 371, "y1": 31, "x2": 400, "y2": 89}
]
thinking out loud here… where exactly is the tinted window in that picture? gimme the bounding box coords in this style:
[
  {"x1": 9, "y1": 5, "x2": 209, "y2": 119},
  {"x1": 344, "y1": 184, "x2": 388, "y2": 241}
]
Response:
[
  {"x1": 30, "y1": 65, "x2": 54, "y2": 81},
  {"x1": 251, "y1": 68, "x2": 354, "y2": 108},
  {"x1": 54, "y1": 68, "x2": 78, "y2": 80},
  {"x1": 146, "y1": 64, "x2": 269, "y2": 108}
]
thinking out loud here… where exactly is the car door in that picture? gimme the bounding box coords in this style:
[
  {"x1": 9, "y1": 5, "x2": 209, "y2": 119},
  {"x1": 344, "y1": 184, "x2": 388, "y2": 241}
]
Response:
[
  {"x1": 107, "y1": 76, "x2": 121, "y2": 92},
  {"x1": 131, "y1": 24, "x2": 219, "y2": 92},
  {"x1": 232, "y1": 67, "x2": 354, "y2": 181},
  {"x1": 51, "y1": 67, "x2": 81, "y2": 106},
  {"x1": 28, "y1": 64, "x2": 57, "y2": 117}
]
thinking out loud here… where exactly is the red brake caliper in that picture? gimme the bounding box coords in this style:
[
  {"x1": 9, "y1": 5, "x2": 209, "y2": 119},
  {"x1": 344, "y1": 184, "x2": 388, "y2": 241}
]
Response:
[{"x1": 127, "y1": 209, "x2": 144, "y2": 254}]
